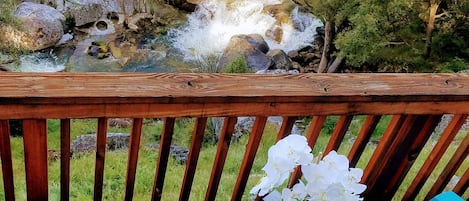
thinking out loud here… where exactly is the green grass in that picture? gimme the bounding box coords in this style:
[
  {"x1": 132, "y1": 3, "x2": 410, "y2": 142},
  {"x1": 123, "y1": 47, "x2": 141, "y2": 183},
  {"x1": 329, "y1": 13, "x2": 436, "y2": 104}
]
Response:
[{"x1": 0, "y1": 117, "x2": 467, "y2": 200}]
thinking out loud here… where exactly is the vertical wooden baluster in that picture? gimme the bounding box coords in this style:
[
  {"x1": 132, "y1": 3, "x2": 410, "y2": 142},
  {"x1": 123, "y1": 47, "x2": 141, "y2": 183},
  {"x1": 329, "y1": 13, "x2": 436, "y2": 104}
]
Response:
[
  {"x1": 60, "y1": 119, "x2": 71, "y2": 201},
  {"x1": 275, "y1": 116, "x2": 296, "y2": 141},
  {"x1": 348, "y1": 115, "x2": 381, "y2": 167},
  {"x1": 453, "y1": 166, "x2": 469, "y2": 196},
  {"x1": 425, "y1": 131, "x2": 469, "y2": 200},
  {"x1": 364, "y1": 115, "x2": 421, "y2": 200},
  {"x1": 288, "y1": 116, "x2": 327, "y2": 188},
  {"x1": 180, "y1": 117, "x2": 208, "y2": 201},
  {"x1": 23, "y1": 119, "x2": 48, "y2": 200},
  {"x1": 370, "y1": 115, "x2": 441, "y2": 200},
  {"x1": 0, "y1": 120, "x2": 14, "y2": 201},
  {"x1": 94, "y1": 118, "x2": 108, "y2": 201},
  {"x1": 232, "y1": 116, "x2": 267, "y2": 201},
  {"x1": 402, "y1": 114, "x2": 468, "y2": 201},
  {"x1": 151, "y1": 118, "x2": 175, "y2": 201},
  {"x1": 361, "y1": 115, "x2": 406, "y2": 185},
  {"x1": 324, "y1": 115, "x2": 354, "y2": 155},
  {"x1": 124, "y1": 118, "x2": 143, "y2": 201},
  {"x1": 205, "y1": 117, "x2": 237, "y2": 201}
]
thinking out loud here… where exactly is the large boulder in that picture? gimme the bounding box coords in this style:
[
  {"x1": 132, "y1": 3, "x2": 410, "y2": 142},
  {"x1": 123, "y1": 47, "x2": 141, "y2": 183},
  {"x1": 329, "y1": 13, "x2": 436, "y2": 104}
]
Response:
[
  {"x1": 66, "y1": 3, "x2": 104, "y2": 26},
  {"x1": 11, "y1": 2, "x2": 65, "y2": 51},
  {"x1": 217, "y1": 34, "x2": 273, "y2": 72}
]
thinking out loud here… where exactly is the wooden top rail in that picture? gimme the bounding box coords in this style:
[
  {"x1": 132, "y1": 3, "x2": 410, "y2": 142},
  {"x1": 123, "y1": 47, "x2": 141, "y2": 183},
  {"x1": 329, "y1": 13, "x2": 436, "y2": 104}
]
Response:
[
  {"x1": 0, "y1": 73, "x2": 469, "y2": 119},
  {"x1": 0, "y1": 73, "x2": 467, "y2": 201}
]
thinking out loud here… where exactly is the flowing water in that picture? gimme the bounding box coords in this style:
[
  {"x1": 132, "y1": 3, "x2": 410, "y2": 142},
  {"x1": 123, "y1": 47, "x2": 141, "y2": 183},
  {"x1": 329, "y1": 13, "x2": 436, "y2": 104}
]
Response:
[
  {"x1": 170, "y1": 0, "x2": 321, "y2": 62},
  {"x1": 12, "y1": 0, "x2": 320, "y2": 72}
]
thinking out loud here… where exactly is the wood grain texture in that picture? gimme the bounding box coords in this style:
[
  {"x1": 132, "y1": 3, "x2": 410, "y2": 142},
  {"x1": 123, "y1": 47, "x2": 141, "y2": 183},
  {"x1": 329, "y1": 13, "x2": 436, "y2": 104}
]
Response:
[
  {"x1": 23, "y1": 119, "x2": 48, "y2": 200},
  {"x1": 402, "y1": 114, "x2": 468, "y2": 200},
  {"x1": 180, "y1": 117, "x2": 207, "y2": 201},
  {"x1": 0, "y1": 120, "x2": 14, "y2": 201},
  {"x1": 124, "y1": 118, "x2": 143, "y2": 201},
  {"x1": 60, "y1": 119, "x2": 71, "y2": 201},
  {"x1": 232, "y1": 116, "x2": 267, "y2": 201},
  {"x1": 152, "y1": 118, "x2": 175, "y2": 201},
  {"x1": 205, "y1": 117, "x2": 237, "y2": 201},
  {"x1": 0, "y1": 73, "x2": 468, "y2": 99},
  {"x1": 2, "y1": 101, "x2": 469, "y2": 119},
  {"x1": 94, "y1": 118, "x2": 108, "y2": 201}
]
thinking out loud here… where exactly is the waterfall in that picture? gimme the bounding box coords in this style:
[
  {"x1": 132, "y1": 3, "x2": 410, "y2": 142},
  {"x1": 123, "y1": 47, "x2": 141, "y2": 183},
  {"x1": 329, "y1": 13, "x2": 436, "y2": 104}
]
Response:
[{"x1": 170, "y1": 0, "x2": 321, "y2": 62}]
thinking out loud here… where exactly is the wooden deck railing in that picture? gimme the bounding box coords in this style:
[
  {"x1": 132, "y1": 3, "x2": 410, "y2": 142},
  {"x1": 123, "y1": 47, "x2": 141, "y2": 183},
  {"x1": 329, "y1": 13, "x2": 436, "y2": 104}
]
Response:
[{"x1": 0, "y1": 73, "x2": 468, "y2": 201}]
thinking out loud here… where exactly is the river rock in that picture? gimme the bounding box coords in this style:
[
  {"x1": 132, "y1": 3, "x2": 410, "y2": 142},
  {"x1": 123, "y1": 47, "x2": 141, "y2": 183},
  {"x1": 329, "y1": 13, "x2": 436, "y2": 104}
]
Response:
[
  {"x1": 56, "y1": 0, "x2": 145, "y2": 15},
  {"x1": 217, "y1": 34, "x2": 273, "y2": 71},
  {"x1": 166, "y1": 0, "x2": 199, "y2": 12},
  {"x1": 145, "y1": 144, "x2": 189, "y2": 164},
  {"x1": 12, "y1": 2, "x2": 65, "y2": 51},
  {"x1": 71, "y1": 133, "x2": 130, "y2": 154},
  {"x1": 66, "y1": 3, "x2": 104, "y2": 26},
  {"x1": 266, "y1": 49, "x2": 293, "y2": 70}
]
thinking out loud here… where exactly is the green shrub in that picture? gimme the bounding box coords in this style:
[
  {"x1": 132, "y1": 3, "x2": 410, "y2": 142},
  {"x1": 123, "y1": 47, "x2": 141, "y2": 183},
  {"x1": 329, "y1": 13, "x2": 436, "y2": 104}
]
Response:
[
  {"x1": 221, "y1": 54, "x2": 251, "y2": 73},
  {"x1": 440, "y1": 57, "x2": 469, "y2": 73}
]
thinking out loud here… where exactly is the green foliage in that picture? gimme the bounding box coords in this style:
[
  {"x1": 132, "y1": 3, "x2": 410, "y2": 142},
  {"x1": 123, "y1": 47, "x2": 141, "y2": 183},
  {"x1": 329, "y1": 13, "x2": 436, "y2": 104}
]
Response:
[
  {"x1": 64, "y1": 14, "x2": 76, "y2": 33},
  {"x1": 221, "y1": 54, "x2": 251, "y2": 73},
  {"x1": 431, "y1": 31, "x2": 467, "y2": 60},
  {"x1": 322, "y1": 116, "x2": 339, "y2": 135},
  {"x1": 440, "y1": 57, "x2": 469, "y2": 73},
  {"x1": 0, "y1": 0, "x2": 17, "y2": 24}
]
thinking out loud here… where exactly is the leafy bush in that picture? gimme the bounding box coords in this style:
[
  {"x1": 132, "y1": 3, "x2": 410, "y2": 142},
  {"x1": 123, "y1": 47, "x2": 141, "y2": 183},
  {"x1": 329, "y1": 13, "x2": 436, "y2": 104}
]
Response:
[
  {"x1": 221, "y1": 54, "x2": 251, "y2": 73},
  {"x1": 431, "y1": 31, "x2": 467, "y2": 60},
  {"x1": 440, "y1": 57, "x2": 469, "y2": 73}
]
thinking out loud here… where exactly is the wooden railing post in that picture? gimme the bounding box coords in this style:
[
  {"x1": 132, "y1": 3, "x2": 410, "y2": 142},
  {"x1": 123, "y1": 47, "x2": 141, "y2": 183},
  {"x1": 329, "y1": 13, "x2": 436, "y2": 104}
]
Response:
[
  {"x1": 23, "y1": 119, "x2": 48, "y2": 200},
  {"x1": 205, "y1": 117, "x2": 237, "y2": 201},
  {"x1": 94, "y1": 118, "x2": 108, "y2": 201},
  {"x1": 60, "y1": 119, "x2": 71, "y2": 201},
  {"x1": 180, "y1": 117, "x2": 208, "y2": 201},
  {"x1": 152, "y1": 118, "x2": 175, "y2": 201},
  {"x1": 124, "y1": 118, "x2": 143, "y2": 201},
  {"x1": 232, "y1": 116, "x2": 267, "y2": 201},
  {"x1": 0, "y1": 120, "x2": 15, "y2": 201}
]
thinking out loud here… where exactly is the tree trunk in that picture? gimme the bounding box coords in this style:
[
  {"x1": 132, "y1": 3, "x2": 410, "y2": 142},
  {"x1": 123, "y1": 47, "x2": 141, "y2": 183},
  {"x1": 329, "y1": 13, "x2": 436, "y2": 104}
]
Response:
[
  {"x1": 327, "y1": 57, "x2": 344, "y2": 73},
  {"x1": 318, "y1": 20, "x2": 334, "y2": 73},
  {"x1": 424, "y1": 2, "x2": 440, "y2": 58}
]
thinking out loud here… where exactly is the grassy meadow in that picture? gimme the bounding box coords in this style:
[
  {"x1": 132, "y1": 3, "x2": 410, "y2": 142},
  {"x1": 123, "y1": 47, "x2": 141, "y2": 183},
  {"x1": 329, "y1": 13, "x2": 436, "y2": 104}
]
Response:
[{"x1": 0, "y1": 116, "x2": 467, "y2": 200}]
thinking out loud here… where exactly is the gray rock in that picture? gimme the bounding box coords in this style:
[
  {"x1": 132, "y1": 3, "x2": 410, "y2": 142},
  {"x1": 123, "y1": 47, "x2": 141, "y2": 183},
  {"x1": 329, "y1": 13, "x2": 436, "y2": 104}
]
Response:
[
  {"x1": 217, "y1": 34, "x2": 273, "y2": 72},
  {"x1": 13, "y1": 2, "x2": 65, "y2": 51},
  {"x1": 145, "y1": 143, "x2": 189, "y2": 164},
  {"x1": 67, "y1": 3, "x2": 104, "y2": 26},
  {"x1": 267, "y1": 49, "x2": 293, "y2": 70},
  {"x1": 166, "y1": 0, "x2": 199, "y2": 12},
  {"x1": 57, "y1": 0, "x2": 145, "y2": 14},
  {"x1": 71, "y1": 133, "x2": 130, "y2": 154}
]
